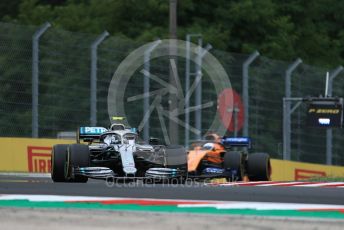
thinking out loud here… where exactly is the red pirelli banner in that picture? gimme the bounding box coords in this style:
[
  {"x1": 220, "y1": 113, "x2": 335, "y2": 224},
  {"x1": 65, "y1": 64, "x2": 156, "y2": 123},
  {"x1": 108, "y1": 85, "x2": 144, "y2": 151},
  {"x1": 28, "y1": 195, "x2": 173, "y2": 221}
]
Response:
[{"x1": 27, "y1": 146, "x2": 52, "y2": 173}]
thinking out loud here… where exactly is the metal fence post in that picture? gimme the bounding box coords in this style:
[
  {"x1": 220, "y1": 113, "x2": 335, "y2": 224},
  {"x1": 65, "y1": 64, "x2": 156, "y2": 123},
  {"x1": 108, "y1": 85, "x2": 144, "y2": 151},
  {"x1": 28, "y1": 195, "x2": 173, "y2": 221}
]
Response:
[
  {"x1": 185, "y1": 35, "x2": 191, "y2": 147},
  {"x1": 194, "y1": 42, "x2": 212, "y2": 140},
  {"x1": 326, "y1": 66, "x2": 343, "y2": 165},
  {"x1": 185, "y1": 34, "x2": 201, "y2": 147},
  {"x1": 283, "y1": 58, "x2": 302, "y2": 160},
  {"x1": 242, "y1": 51, "x2": 259, "y2": 137},
  {"x1": 90, "y1": 31, "x2": 109, "y2": 126},
  {"x1": 32, "y1": 22, "x2": 51, "y2": 138},
  {"x1": 143, "y1": 39, "x2": 161, "y2": 142},
  {"x1": 194, "y1": 38, "x2": 203, "y2": 140},
  {"x1": 282, "y1": 97, "x2": 287, "y2": 160}
]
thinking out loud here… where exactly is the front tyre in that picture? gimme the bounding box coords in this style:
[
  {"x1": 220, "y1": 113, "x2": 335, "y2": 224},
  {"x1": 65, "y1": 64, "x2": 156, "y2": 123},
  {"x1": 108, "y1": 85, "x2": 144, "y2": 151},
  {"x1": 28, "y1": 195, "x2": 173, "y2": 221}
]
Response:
[
  {"x1": 51, "y1": 144, "x2": 69, "y2": 182},
  {"x1": 65, "y1": 144, "x2": 90, "y2": 183},
  {"x1": 165, "y1": 145, "x2": 188, "y2": 182}
]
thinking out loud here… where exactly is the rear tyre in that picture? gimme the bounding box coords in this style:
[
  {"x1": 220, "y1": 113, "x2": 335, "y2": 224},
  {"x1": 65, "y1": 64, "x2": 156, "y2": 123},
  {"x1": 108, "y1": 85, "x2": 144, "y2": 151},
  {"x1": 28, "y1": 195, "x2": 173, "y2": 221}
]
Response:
[
  {"x1": 51, "y1": 144, "x2": 68, "y2": 182},
  {"x1": 164, "y1": 145, "x2": 188, "y2": 182},
  {"x1": 247, "y1": 153, "x2": 271, "y2": 181},
  {"x1": 223, "y1": 151, "x2": 244, "y2": 182},
  {"x1": 65, "y1": 144, "x2": 90, "y2": 183},
  {"x1": 165, "y1": 145, "x2": 187, "y2": 167}
]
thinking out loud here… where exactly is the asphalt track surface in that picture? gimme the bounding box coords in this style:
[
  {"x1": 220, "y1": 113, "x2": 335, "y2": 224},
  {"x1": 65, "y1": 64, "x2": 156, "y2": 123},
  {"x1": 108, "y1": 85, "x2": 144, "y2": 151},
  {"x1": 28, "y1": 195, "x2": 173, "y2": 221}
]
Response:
[{"x1": 0, "y1": 175, "x2": 343, "y2": 205}]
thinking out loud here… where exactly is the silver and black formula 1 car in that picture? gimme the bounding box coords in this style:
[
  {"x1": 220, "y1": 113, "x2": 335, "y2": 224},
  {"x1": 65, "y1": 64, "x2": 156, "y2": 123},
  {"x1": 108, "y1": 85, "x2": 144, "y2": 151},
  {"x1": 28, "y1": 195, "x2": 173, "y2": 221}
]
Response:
[{"x1": 51, "y1": 123, "x2": 187, "y2": 183}]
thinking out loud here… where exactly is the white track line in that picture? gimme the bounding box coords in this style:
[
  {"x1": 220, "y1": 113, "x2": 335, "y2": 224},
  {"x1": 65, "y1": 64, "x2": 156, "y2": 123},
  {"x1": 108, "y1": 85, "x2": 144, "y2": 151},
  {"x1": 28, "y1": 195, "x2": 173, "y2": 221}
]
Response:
[
  {"x1": 256, "y1": 182, "x2": 314, "y2": 186},
  {"x1": 0, "y1": 172, "x2": 50, "y2": 178},
  {"x1": 293, "y1": 182, "x2": 344, "y2": 187},
  {"x1": 213, "y1": 181, "x2": 279, "y2": 186},
  {"x1": 179, "y1": 202, "x2": 344, "y2": 210},
  {"x1": 210, "y1": 181, "x2": 344, "y2": 188}
]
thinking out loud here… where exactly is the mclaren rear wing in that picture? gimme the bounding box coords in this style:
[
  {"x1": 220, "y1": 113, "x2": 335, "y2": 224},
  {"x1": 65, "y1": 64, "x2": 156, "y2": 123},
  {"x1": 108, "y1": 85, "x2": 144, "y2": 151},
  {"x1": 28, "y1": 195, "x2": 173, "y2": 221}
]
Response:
[{"x1": 221, "y1": 137, "x2": 251, "y2": 149}]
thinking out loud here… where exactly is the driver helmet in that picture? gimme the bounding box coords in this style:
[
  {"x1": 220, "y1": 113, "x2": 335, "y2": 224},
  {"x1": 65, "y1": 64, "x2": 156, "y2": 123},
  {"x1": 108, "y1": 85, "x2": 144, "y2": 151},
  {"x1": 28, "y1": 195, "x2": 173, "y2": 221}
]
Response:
[{"x1": 204, "y1": 132, "x2": 221, "y2": 143}]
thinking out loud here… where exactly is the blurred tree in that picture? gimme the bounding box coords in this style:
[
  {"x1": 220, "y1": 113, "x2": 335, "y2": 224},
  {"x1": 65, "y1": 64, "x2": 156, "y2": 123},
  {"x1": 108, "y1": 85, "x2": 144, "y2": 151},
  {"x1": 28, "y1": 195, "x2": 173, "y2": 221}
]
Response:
[
  {"x1": 3, "y1": 0, "x2": 342, "y2": 67},
  {"x1": 0, "y1": 0, "x2": 21, "y2": 19}
]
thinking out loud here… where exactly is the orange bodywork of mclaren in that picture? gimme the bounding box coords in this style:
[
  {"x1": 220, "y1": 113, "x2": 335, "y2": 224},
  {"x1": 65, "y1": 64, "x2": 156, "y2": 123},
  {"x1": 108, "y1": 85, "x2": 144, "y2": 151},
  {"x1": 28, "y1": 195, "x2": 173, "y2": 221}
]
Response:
[{"x1": 187, "y1": 143, "x2": 225, "y2": 172}]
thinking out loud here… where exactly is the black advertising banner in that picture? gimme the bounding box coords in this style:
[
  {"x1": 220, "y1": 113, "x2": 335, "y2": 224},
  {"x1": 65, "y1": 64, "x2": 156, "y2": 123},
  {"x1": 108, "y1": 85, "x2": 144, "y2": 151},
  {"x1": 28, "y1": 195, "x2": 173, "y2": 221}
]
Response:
[{"x1": 306, "y1": 102, "x2": 343, "y2": 128}]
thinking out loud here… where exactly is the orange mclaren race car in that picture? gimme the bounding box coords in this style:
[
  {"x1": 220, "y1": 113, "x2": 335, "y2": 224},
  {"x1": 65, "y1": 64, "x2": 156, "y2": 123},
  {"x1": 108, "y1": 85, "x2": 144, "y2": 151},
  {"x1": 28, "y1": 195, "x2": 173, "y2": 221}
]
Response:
[{"x1": 187, "y1": 133, "x2": 271, "y2": 181}]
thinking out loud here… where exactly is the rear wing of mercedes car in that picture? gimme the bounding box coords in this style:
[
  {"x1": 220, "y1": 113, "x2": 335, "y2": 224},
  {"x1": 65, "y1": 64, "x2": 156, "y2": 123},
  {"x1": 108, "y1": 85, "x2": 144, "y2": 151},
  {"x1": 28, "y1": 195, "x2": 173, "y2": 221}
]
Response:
[
  {"x1": 221, "y1": 137, "x2": 251, "y2": 149},
  {"x1": 77, "y1": 126, "x2": 108, "y2": 143}
]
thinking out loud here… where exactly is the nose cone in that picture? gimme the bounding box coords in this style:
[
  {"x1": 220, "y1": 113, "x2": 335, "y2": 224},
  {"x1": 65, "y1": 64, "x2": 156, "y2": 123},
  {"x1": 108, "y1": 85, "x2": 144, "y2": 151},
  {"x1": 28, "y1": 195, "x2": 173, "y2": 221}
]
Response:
[{"x1": 123, "y1": 166, "x2": 137, "y2": 175}]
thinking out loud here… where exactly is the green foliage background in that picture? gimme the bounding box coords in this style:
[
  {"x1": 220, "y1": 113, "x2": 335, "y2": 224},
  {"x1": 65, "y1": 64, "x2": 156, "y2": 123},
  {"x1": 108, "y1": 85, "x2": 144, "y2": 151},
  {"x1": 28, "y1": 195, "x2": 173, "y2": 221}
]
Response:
[{"x1": 1, "y1": 0, "x2": 343, "y2": 67}]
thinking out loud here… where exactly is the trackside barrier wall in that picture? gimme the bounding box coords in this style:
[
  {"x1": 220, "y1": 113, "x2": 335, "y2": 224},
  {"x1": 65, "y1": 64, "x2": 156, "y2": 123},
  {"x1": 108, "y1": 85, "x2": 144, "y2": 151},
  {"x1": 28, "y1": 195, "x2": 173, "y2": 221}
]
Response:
[
  {"x1": 0, "y1": 138, "x2": 344, "y2": 181},
  {"x1": 270, "y1": 159, "x2": 344, "y2": 181},
  {"x1": 0, "y1": 138, "x2": 73, "y2": 173}
]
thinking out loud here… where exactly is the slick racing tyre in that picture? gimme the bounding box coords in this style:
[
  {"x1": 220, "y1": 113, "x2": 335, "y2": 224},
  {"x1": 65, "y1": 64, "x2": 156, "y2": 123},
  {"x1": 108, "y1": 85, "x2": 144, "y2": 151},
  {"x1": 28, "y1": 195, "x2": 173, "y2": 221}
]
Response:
[
  {"x1": 51, "y1": 144, "x2": 69, "y2": 182},
  {"x1": 247, "y1": 152, "x2": 271, "y2": 181},
  {"x1": 65, "y1": 144, "x2": 90, "y2": 183},
  {"x1": 165, "y1": 145, "x2": 187, "y2": 168},
  {"x1": 223, "y1": 151, "x2": 244, "y2": 182},
  {"x1": 165, "y1": 145, "x2": 188, "y2": 181}
]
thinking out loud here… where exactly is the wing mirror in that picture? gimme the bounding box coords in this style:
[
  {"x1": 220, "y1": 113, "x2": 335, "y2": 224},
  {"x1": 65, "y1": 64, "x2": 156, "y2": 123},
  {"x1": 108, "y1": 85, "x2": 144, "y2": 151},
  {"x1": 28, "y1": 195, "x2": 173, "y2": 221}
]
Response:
[{"x1": 149, "y1": 137, "x2": 159, "y2": 145}]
